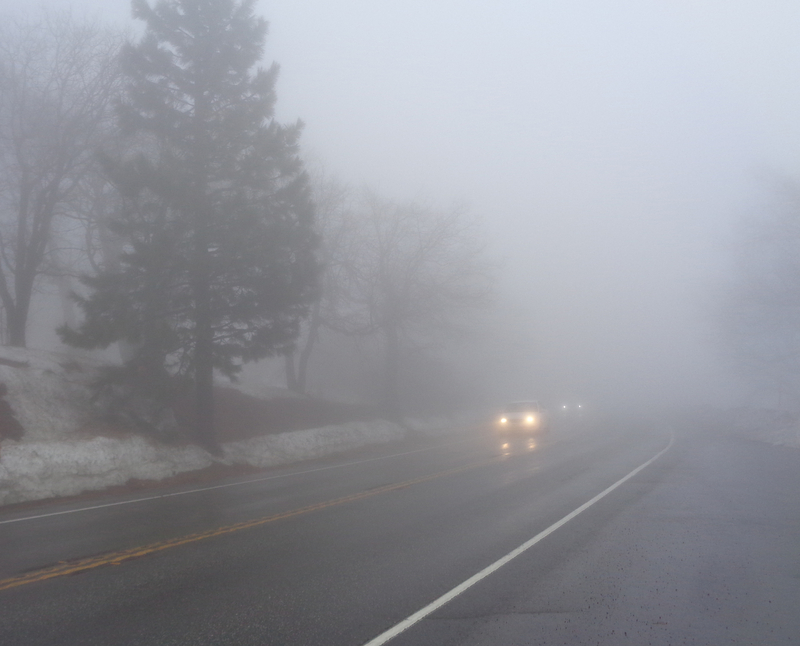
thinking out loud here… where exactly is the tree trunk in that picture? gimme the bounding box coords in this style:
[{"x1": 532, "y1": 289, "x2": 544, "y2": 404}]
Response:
[
  {"x1": 192, "y1": 208, "x2": 219, "y2": 452},
  {"x1": 192, "y1": 194, "x2": 218, "y2": 453},
  {"x1": 193, "y1": 273, "x2": 219, "y2": 453},
  {"x1": 7, "y1": 283, "x2": 31, "y2": 347},
  {"x1": 296, "y1": 300, "x2": 322, "y2": 393},
  {"x1": 194, "y1": 334, "x2": 217, "y2": 453},
  {"x1": 285, "y1": 300, "x2": 322, "y2": 394},
  {"x1": 190, "y1": 85, "x2": 220, "y2": 454},
  {"x1": 6, "y1": 308, "x2": 26, "y2": 348},
  {"x1": 284, "y1": 351, "x2": 299, "y2": 392},
  {"x1": 383, "y1": 325, "x2": 401, "y2": 419}
]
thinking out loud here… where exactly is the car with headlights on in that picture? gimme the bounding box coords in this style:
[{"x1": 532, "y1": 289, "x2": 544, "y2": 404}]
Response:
[{"x1": 494, "y1": 400, "x2": 549, "y2": 435}]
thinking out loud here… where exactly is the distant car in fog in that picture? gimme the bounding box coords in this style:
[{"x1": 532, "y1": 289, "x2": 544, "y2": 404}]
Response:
[
  {"x1": 560, "y1": 402, "x2": 585, "y2": 416},
  {"x1": 494, "y1": 401, "x2": 549, "y2": 434}
]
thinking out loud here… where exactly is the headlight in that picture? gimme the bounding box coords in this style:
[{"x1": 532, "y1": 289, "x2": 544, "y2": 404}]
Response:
[
  {"x1": 500, "y1": 417, "x2": 507, "y2": 423},
  {"x1": 526, "y1": 415, "x2": 535, "y2": 423}
]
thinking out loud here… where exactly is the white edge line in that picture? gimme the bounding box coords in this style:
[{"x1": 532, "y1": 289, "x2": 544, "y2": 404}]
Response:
[
  {"x1": 363, "y1": 429, "x2": 676, "y2": 646},
  {"x1": 0, "y1": 444, "x2": 448, "y2": 526}
]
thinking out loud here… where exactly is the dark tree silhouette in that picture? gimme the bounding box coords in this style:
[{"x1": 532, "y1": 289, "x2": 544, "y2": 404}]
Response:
[{"x1": 62, "y1": 0, "x2": 318, "y2": 451}]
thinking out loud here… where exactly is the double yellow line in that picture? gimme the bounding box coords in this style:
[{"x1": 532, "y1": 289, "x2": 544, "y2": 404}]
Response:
[{"x1": 0, "y1": 456, "x2": 497, "y2": 592}]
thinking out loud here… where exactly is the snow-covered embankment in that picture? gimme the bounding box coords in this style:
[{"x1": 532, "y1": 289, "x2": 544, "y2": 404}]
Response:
[
  {"x1": 0, "y1": 347, "x2": 406, "y2": 506},
  {"x1": 0, "y1": 420, "x2": 405, "y2": 506}
]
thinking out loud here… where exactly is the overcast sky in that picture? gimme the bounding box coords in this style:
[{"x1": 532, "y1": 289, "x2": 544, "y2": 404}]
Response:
[{"x1": 4, "y1": 0, "x2": 800, "y2": 408}]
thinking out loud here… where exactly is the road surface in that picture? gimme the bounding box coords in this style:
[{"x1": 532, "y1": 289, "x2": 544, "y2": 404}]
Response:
[{"x1": 0, "y1": 415, "x2": 798, "y2": 645}]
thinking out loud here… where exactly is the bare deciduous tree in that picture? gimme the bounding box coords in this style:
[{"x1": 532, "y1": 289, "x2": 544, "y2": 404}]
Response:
[
  {"x1": 323, "y1": 190, "x2": 494, "y2": 415},
  {"x1": 0, "y1": 12, "x2": 121, "y2": 346},
  {"x1": 284, "y1": 170, "x2": 355, "y2": 394}
]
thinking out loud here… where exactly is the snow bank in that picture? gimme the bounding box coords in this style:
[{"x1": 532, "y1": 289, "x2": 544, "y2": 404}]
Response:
[
  {"x1": 722, "y1": 407, "x2": 800, "y2": 449},
  {"x1": 0, "y1": 436, "x2": 211, "y2": 505},
  {"x1": 0, "y1": 420, "x2": 406, "y2": 506},
  {"x1": 0, "y1": 345, "x2": 444, "y2": 506},
  {"x1": 223, "y1": 420, "x2": 403, "y2": 467},
  {"x1": 0, "y1": 346, "x2": 98, "y2": 441},
  {"x1": 403, "y1": 413, "x2": 480, "y2": 436}
]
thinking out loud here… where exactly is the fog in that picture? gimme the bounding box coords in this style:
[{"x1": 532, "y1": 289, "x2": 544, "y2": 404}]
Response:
[{"x1": 5, "y1": 0, "x2": 800, "y2": 414}]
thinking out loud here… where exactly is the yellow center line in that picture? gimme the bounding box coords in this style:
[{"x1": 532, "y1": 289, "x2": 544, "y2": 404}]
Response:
[{"x1": 0, "y1": 456, "x2": 499, "y2": 592}]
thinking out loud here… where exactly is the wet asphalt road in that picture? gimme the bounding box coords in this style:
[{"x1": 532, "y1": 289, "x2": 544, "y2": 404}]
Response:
[{"x1": 0, "y1": 416, "x2": 798, "y2": 645}]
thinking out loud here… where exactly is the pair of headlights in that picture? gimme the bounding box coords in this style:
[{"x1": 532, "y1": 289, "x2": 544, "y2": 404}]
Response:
[{"x1": 499, "y1": 415, "x2": 536, "y2": 424}]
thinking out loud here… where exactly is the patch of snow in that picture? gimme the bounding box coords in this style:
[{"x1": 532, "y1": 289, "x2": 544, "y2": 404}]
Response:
[
  {"x1": 236, "y1": 384, "x2": 304, "y2": 401},
  {"x1": 0, "y1": 346, "x2": 99, "y2": 441},
  {"x1": 0, "y1": 437, "x2": 212, "y2": 505},
  {"x1": 0, "y1": 346, "x2": 411, "y2": 507},
  {"x1": 222, "y1": 420, "x2": 404, "y2": 468},
  {"x1": 0, "y1": 420, "x2": 406, "y2": 506},
  {"x1": 722, "y1": 407, "x2": 800, "y2": 449},
  {"x1": 404, "y1": 413, "x2": 479, "y2": 436}
]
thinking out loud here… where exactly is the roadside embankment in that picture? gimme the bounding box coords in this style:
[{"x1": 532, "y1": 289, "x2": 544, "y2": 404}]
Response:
[
  {"x1": 0, "y1": 419, "x2": 406, "y2": 506},
  {"x1": 0, "y1": 346, "x2": 410, "y2": 507}
]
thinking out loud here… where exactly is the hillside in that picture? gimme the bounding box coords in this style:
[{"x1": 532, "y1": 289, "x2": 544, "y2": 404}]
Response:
[{"x1": 0, "y1": 347, "x2": 406, "y2": 506}]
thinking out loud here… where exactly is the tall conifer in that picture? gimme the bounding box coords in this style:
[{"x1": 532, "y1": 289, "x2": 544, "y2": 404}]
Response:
[{"x1": 63, "y1": 0, "x2": 318, "y2": 451}]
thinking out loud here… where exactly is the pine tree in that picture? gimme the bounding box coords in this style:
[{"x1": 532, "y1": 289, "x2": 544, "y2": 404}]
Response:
[{"x1": 62, "y1": 0, "x2": 318, "y2": 452}]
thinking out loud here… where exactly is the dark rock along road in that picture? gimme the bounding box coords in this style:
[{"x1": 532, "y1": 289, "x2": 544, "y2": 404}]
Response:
[{"x1": 0, "y1": 415, "x2": 797, "y2": 645}]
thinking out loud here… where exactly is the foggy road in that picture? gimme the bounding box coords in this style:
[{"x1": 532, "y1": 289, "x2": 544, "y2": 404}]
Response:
[
  {"x1": 1, "y1": 1, "x2": 799, "y2": 643},
  {"x1": 0, "y1": 418, "x2": 798, "y2": 646}
]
